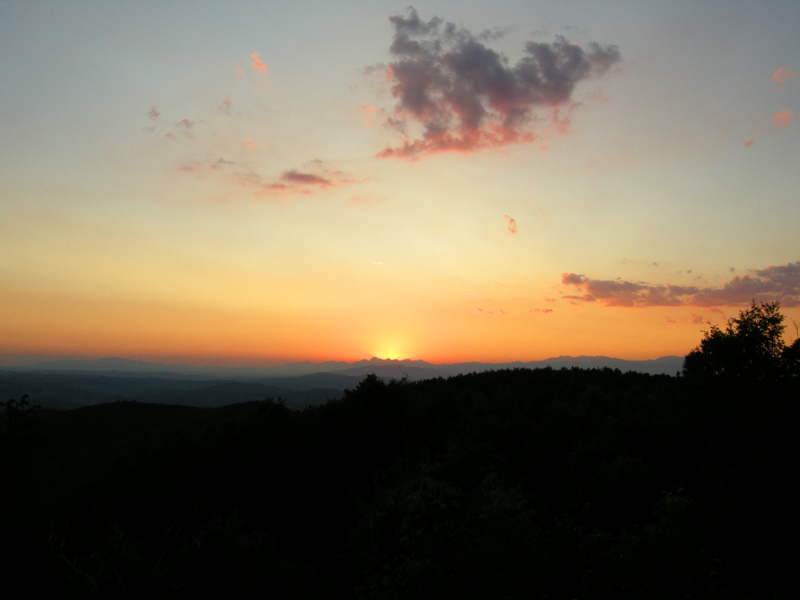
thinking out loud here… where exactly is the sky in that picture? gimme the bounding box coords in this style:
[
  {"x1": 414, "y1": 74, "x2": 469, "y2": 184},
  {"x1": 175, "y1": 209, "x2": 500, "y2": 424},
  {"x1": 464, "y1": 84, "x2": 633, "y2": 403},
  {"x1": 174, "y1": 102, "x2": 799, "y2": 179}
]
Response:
[{"x1": 1, "y1": 0, "x2": 799, "y2": 366}]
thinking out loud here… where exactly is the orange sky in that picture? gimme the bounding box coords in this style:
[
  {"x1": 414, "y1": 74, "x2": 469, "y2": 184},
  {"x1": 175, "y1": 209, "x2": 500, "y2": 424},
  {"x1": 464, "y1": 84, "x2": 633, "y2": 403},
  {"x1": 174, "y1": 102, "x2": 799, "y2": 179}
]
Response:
[{"x1": 1, "y1": 2, "x2": 799, "y2": 367}]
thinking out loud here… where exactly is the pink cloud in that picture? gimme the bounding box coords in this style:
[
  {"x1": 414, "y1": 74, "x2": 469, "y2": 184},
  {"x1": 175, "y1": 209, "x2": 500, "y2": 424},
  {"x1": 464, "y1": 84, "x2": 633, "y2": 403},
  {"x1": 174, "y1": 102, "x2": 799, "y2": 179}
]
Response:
[
  {"x1": 175, "y1": 119, "x2": 195, "y2": 129},
  {"x1": 745, "y1": 138, "x2": 753, "y2": 147},
  {"x1": 148, "y1": 106, "x2": 160, "y2": 120},
  {"x1": 773, "y1": 67, "x2": 797, "y2": 88},
  {"x1": 374, "y1": 7, "x2": 620, "y2": 159},
  {"x1": 242, "y1": 137, "x2": 258, "y2": 148},
  {"x1": 504, "y1": 214, "x2": 517, "y2": 234},
  {"x1": 771, "y1": 110, "x2": 793, "y2": 129},
  {"x1": 250, "y1": 52, "x2": 267, "y2": 73},
  {"x1": 236, "y1": 66, "x2": 245, "y2": 76},
  {"x1": 560, "y1": 260, "x2": 800, "y2": 308}
]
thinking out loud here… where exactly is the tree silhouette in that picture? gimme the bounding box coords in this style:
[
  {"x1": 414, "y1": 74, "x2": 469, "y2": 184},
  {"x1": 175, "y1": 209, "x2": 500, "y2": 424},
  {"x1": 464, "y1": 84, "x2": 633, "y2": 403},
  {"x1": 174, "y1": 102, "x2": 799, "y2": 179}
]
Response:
[{"x1": 682, "y1": 300, "x2": 787, "y2": 381}]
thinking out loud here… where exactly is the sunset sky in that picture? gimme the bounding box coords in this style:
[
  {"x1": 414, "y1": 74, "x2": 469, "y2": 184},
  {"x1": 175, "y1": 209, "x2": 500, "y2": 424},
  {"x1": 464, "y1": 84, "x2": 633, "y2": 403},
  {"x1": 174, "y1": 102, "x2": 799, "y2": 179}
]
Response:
[{"x1": 1, "y1": 1, "x2": 799, "y2": 366}]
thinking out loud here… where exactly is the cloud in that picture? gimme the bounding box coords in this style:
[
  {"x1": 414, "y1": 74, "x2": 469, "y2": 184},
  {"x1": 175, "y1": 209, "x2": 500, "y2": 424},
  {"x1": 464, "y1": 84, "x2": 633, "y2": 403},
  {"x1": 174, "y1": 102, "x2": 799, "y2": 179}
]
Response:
[
  {"x1": 773, "y1": 67, "x2": 797, "y2": 88},
  {"x1": 275, "y1": 170, "x2": 331, "y2": 187},
  {"x1": 242, "y1": 137, "x2": 258, "y2": 148},
  {"x1": 532, "y1": 308, "x2": 553, "y2": 314},
  {"x1": 148, "y1": 106, "x2": 160, "y2": 120},
  {"x1": 375, "y1": 7, "x2": 620, "y2": 159},
  {"x1": 472, "y1": 306, "x2": 507, "y2": 316},
  {"x1": 504, "y1": 214, "x2": 517, "y2": 234},
  {"x1": 253, "y1": 167, "x2": 356, "y2": 195},
  {"x1": 250, "y1": 52, "x2": 267, "y2": 73},
  {"x1": 771, "y1": 109, "x2": 793, "y2": 129},
  {"x1": 560, "y1": 260, "x2": 800, "y2": 308},
  {"x1": 745, "y1": 138, "x2": 753, "y2": 147},
  {"x1": 218, "y1": 94, "x2": 232, "y2": 114},
  {"x1": 236, "y1": 66, "x2": 245, "y2": 76},
  {"x1": 175, "y1": 119, "x2": 195, "y2": 129},
  {"x1": 176, "y1": 154, "x2": 356, "y2": 196}
]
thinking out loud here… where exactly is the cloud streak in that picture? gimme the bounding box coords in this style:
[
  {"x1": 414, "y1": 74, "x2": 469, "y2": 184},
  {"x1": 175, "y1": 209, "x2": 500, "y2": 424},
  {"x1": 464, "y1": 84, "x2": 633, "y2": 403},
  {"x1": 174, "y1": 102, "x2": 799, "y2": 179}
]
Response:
[
  {"x1": 375, "y1": 7, "x2": 620, "y2": 159},
  {"x1": 771, "y1": 109, "x2": 793, "y2": 129},
  {"x1": 560, "y1": 261, "x2": 800, "y2": 308},
  {"x1": 504, "y1": 214, "x2": 517, "y2": 234},
  {"x1": 250, "y1": 52, "x2": 267, "y2": 73}
]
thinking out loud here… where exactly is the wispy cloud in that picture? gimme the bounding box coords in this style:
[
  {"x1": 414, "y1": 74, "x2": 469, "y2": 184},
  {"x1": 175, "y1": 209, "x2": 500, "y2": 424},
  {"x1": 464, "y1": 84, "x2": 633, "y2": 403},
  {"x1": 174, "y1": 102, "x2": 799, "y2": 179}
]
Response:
[
  {"x1": 148, "y1": 106, "x2": 160, "y2": 120},
  {"x1": 175, "y1": 153, "x2": 357, "y2": 197},
  {"x1": 375, "y1": 7, "x2": 620, "y2": 159},
  {"x1": 472, "y1": 306, "x2": 507, "y2": 316},
  {"x1": 250, "y1": 52, "x2": 267, "y2": 73},
  {"x1": 504, "y1": 214, "x2": 517, "y2": 234},
  {"x1": 560, "y1": 261, "x2": 800, "y2": 308},
  {"x1": 218, "y1": 94, "x2": 232, "y2": 114},
  {"x1": 773, "y1": 67, "x2": 797, "y2": 89},
  {"x1": 771, "y1": 109, "x2": 793, "y2": 129}
]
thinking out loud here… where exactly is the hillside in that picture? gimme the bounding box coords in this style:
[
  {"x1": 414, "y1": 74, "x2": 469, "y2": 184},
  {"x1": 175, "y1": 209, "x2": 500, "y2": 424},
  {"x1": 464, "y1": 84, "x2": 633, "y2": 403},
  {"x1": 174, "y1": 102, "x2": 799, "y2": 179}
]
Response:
[{"x1": 2, "y1": 366, "x2": 798, "y2": 599}]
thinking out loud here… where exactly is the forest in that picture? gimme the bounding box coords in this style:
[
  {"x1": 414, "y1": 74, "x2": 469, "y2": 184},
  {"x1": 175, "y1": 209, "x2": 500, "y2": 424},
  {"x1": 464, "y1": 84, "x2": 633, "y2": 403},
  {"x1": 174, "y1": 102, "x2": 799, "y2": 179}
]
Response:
[{"x1": 2, "y1": 302, "x2": 799, "y2": 599}]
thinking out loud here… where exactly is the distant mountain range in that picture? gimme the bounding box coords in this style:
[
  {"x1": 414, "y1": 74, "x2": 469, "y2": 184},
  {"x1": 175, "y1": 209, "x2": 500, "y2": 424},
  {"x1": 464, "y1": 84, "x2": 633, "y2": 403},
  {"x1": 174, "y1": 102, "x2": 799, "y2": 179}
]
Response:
[
  {"x1": 0, "y1": 355, "x2": 684, "y2": 411},
  {"x1": 15, "y1": 354, "x2": 685, "y2": 380}
]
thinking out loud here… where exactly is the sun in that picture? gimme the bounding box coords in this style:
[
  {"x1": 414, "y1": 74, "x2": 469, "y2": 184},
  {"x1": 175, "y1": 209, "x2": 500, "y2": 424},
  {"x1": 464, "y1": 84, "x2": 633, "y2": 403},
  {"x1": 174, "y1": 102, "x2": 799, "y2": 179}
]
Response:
[{"x1": 370, "y1": 338, "x2": 410, "y2": 361}]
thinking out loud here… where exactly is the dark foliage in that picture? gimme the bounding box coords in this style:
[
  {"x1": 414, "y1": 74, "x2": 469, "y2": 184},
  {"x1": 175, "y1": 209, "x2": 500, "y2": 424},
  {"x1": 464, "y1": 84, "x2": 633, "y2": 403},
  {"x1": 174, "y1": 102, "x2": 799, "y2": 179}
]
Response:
[
  {"x1": 682, "y1": 300, "x2": 794, "y2": 381},
  {"x1": 2, "y1": 357, "x2": 798, "y2": 598}
]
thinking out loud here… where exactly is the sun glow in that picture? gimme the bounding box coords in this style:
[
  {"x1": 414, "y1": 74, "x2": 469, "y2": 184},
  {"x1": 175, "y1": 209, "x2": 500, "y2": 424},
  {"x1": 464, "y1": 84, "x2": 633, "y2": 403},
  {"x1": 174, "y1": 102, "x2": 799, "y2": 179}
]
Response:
[{"x1": 370, "y1": 337, "x2": 410, "y2": 361}]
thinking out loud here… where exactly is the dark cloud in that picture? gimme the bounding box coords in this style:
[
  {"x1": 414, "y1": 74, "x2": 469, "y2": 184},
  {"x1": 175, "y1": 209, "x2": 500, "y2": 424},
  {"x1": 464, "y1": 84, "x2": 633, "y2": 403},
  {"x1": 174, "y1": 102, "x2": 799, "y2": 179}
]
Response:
[
  {"x1": 251, "y1": 167, "x2": 357, "y2": 195},
  {"x1": 266, "y1": 170, "x2": 334, "y2": 190},
  {"x1": 376, "y1": 7, "x2": 620, "y2": 159},
  {"x1": 561, "y1": 261, "x2": 800, "y2": 308}
]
